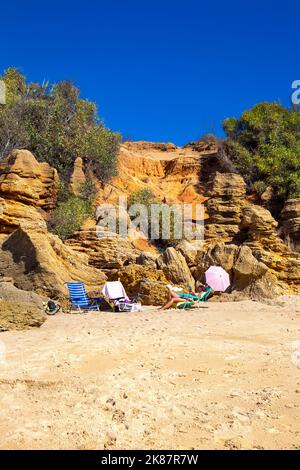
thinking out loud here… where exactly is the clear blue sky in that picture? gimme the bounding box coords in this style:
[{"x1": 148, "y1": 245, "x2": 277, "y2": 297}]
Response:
[{"x1": 1, "y1": 0, "x2": 299, "y2": 145}]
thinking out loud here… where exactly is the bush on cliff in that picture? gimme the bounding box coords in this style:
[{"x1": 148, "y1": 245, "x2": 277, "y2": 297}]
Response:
[
  {"x1": 48, "y1": 182, "x2": 93, "y2": 240},
  {"x1": 223, "y1": 102, "x2": 300, "y2": 202},
  {"x1": 0, "y1": 67, "x2": 121, "y2": 181},
  {"x1": 128, "y1": 189, "x2": 183, "y2": 248}
]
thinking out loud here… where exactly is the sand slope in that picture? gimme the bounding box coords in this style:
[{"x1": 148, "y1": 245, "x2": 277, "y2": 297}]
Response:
[{"x1": 0, "y1": 297, "x2": 300, "y2": 450}]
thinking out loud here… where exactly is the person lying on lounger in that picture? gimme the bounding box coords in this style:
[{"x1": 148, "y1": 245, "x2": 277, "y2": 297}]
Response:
[
  {"x1": 187, "y1": 284, "x2": 212, "y2": 297},
  {"x1": 159, "y1": 284, "x2": 213, "y2": 310},
  {"x1": 158, "y1": 284, "x2": 185, "y2": 311}
]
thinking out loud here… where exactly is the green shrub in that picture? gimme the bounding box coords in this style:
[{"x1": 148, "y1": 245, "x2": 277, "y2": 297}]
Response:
[
  {"x1": 128, "y1": 189, "x2": 183, "y2": 247},
  {"x1": 48, "y1": 195, "x2": 92, "y2": 240},
  {"x1": 128, "y1": 188, "x2": 156, "y2": 207},
  {"x1": 252, "y1": 181, "x2": 267, "y2": 196},
  {"x1": 223, "y1": 102, "x2": 300, "y2": 202},
  {"x1": 0, "y1": 67, "x2": 121, "y2": 182}
]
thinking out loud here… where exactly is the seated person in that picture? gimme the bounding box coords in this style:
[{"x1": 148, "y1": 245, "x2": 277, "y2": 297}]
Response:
[
  {"x1": 159, "y1": 285, "x2": 185, "y2": 311},
  {"x1": 179, "y1": 284, "x2": 213, "y2": 300},
  {"x1": 159, "y1": 284, "x2": 213, "y2": 311}
]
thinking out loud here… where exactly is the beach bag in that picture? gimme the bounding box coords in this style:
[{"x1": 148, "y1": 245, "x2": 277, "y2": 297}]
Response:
[{"x1": 45, "y1": 300, "x2": 60, "y2": 315}]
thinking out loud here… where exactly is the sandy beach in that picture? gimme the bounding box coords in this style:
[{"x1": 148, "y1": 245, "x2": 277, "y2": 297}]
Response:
[{"x1": 0, "y1": 297, "x2": 300, "y2": 450}]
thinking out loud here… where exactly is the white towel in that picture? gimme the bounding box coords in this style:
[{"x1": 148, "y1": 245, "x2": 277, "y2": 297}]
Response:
[{"x1": 102, "y1": 281, "x2": 129, "y2": 300}]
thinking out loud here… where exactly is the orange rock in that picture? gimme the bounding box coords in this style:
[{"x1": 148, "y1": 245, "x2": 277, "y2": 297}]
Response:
[
  {"x1": 95, "y1": 141, "x2": 218, "y2": 206},
  {"x1": 0, "y1": 220, "x2": 106, "y2": 303},
  {"x1": 0, "y1": 149, "x2": 58, "y2": 208},
  {"x1": 69, "y1": 157, "x2": 86, "y2": 196},
  {"x1": 0, "y1": 149, "x2": 59, "y2": 235}
]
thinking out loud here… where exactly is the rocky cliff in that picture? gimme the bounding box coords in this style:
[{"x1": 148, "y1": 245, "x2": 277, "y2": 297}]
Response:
[
  {"x1": 0, "y1": 149, "x2": 59, "y2": 235},
  {"x1": 0, "y1": 141, "x2": 299, "y2": 327},
  {"x1": 94, "y1": 141, "x2": 217, "y2": 209},
  {"x1": 281, "y1": 199, "x2": 300, "y2": 253}
]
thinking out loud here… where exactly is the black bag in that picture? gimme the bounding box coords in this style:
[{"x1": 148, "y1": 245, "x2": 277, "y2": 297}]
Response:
[{"x1": 45, "y1": 300, "x2": 60, "y2": 315}]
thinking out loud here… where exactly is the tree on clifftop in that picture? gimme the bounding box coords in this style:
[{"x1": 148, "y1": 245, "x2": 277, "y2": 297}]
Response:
[
  {"x1": 0, "y1": 67, "x2": 121, "y2": 182},
  {"x1": 223, "y1": 102, "x2": 300, "y2": 204}
]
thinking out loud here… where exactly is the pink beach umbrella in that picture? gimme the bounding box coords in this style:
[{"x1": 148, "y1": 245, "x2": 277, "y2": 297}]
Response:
[{"x1": 205, "y1": 266, "x2": 230, "y2": 292}]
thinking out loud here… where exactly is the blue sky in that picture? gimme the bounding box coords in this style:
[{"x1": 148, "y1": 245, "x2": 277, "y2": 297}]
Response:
[{"x1": 1, "y1": 0, "x2": 299, "y2": 145}]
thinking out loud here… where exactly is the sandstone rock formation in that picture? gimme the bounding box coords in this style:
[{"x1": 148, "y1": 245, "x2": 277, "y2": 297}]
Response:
[
  {"x1": 0, "y1": 149, "x2": 59, "y2": 208},
  {"x1": 69, "y1": 157, "x2": 86, "y2": 196},
  {"x1": 107, "y1": 264, "x2": 168, "y2": 305},
  {"x1": 0, "y1": 282, "x2": 46, "y2": 331},
  {"x1": 0, "y1": 280, "x2": 45, "y2": 307},
  {"x1": 281, "y1": 199, "x2": 300, "y2": 252},
  {"x1": 65, "y1": 227, "x2": 141, "y2": 270},
  {"x1": 135, "y1": 252, "x2": 158, "y2": 269},
  {"x1": 202, "y1": 172, "x2": 300, "y2": 293},
  {"x1": 95, "y1": 141, "x2": 216, "y2": 207},
  {"x1": 0, "y1": 140, "x2": 299, "y2": 318},
  {"x1": 232, "y1": 245, "x2": 280, "y2": 298},
  {"x1": 176, "y1": 240, "x2": 201, "y2": 266},
  {"x1": 0, "y1": 301, "x2": 46, "y2": 331},
  {"x1": 0, "y1": 149, "x2": 59, "y2": 235},
  {"x1": 240, "y1": 206, "x2": 300, "y2": 290},
  {"x1": 193, "y1": 243, "x2": 282, "y2": 299},
  {"x1": 205, "y1": 172, "x2": 247, "y2": 241},
  {"x1": 183, "y1": 136, "x2": 217, "y2": 153},
  {"x1": 0, "y1": 221, "x2": 106, "y2": 303},
  {"x1": 157, "y1": 247, "x2": 195, "y2": 289}
]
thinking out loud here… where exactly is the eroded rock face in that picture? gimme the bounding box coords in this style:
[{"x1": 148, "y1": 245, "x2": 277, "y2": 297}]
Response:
[
  {"x1": 0, "y1": 282, "x2": 46, "y2": 331},
  {"x1": 0, "y1": 281, "x2": 45, "y2": 306},
  {"x1": 0, "y1": 141, "x2": 299, "y2": 309},
  {"x1": 205, "y1": 172, "x2": 247, "y2": 242},
  {"x1": 0, "y1": 149, "x2": 59, "y2": 234},
  {"x1": 183, "y1": 136, "x2": 217, "y2": 153},
  {"x1": 241, "y1": 206, "x2": 279, "y2": 243},
  {"x1": 135, "y1": 252, "x2": 158, "y2": 269},
  {"x1": 176, "y1": 240, "x2": 202, "y2": 267},
  {"x1": 0, "y1": 149, "x2": 58, "y2": 208},
  {"x1": 194, "y1": 243, "x2": 239, "y2": 277},
  {"x1": 200, "y1": 172, "x2": 300, "y2": 293},
  {"x1": 281, "y1": 199, "x2": 300, "y2": 252},
  {"x1": 69, "y1": 157, "x2": 86, "y2": 196},
  {"x1": 107, "y1": 264, "x2": 168, "y2": 306},
  {"x1": 157, "y1": 247, "x2": 195, "y2": 289},
  {"x1": 207, "y1": 172, "x2": 247, "y2": 199},
  {"x1": 240, "y1": 205, "x2": 300, "y2": 290},
  {"x1": 0, "y1": 301, "x2": 46, "y2": 331},
  {"x1": 0, "y1": 197, "x2": 46, "y2": 235},
  {"x1": 95, "y1": 141, "x2": 216, "y2": 207},
  {"x1": 0, "y1": 221, "x2": 106, "y2": 303},
  {"x1": 66, "y1": 225, "x2": 141, "y2": 270},
  {"x1": 232, "y1": 246, "x2": 281, "y2": 298},
  {"x1": 193, "y1": 243, "x2": 283, "y2": 299}
]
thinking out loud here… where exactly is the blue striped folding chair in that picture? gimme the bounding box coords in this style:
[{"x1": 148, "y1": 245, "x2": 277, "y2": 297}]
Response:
[{"x1": 65, "y1": 282, "x2": 102, "y2": 313}]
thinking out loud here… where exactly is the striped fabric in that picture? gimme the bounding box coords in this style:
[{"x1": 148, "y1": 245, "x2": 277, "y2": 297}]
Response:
[{"x1": 66, "y1": 282, "x2": 101, "y2": 311}]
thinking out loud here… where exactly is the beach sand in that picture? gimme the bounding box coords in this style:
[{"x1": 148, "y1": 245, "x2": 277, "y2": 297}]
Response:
[{"x1": 0, "y1": 296, "x2": 300, "y2": 450}]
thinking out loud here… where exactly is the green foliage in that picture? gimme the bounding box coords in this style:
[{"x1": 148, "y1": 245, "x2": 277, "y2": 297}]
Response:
[
  {"x1": 223, "y1": 102, "x2": 300, "y2": 201},
  {"x1": 128, "y1": 188, "x2": 156, "y2": 207},
  {"x1": 1, "y1": 67, "x2": 26, "y2": 104},
  {"x1": 48, "y1": 179, "x2": 96, "y2": 240},
  {"x1": 128, "y1": 189, "x2": 183, "y2": 247},
  {"x1": 0, "y1": 67, "x2": 121, "y2": 182},
  {"x1": 252, "y1": 180, "x2": 267, "y2": 196},
  {"x1": 80, "y1": 180, "x2": 96, "y2": 201},
  {"x1": 48, "y1": 194, "x2": 92, "y2": 240},
  {"x1": 56, "y1": 180, "x2": 72, "y2": 203}
]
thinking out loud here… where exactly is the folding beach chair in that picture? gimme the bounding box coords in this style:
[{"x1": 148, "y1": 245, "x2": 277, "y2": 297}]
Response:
[
  {"x1": 178, "y1": 287, "x2": 213, "y2": 303},
  {"x1": 102, "y1": 281, "x2": 142, "y2": 312},
  {"x1": 176, "y1": 300, "x2": 195, "y2": 309},
  {"x1": 65, "y1": 282, "x2": 102, "y2": 313}
]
